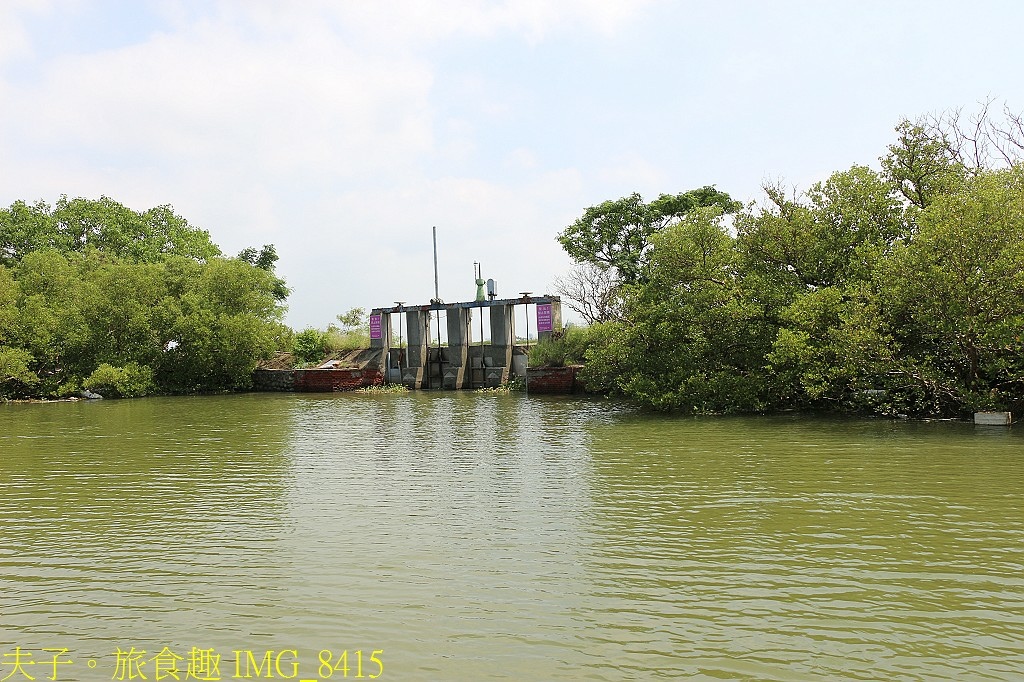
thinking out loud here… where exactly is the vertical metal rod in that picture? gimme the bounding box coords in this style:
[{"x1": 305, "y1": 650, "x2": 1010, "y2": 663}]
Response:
[
  {"x1": 519, "y1": 292, "x2": 533, "y2": 353},
  {"x1": 524, "y1": 301, "x2": 530, "y2": 392},
  {"x1": 477, "y1": 262, "x2": 484, "y2": 388},
  {"x1": 432, "y1": 226, "x2": 439, "y2": 302},
  {"x1": 432, "y1": 226, "x2": 441, "y2": 389},
  {"x1": 526, "y1": 302, "x2": 530, "y2": 350},
  {"x1": 518, "y1": 293, "x2": 533, "y2": 391}
]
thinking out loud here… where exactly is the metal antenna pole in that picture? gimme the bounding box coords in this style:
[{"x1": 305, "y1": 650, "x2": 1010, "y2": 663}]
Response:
[
  {"x1": 432, "y1": 226, "x2": 440, "y2": 387},
  {"x1": 476, "y1": 262, "x2": 484, "y2": 387},
  {"x1": 432, "y1": 226, "x2": 439, "y2": 302},
  {"x1": 520, "y1": 292, "x2": 532, "y2": 390}
]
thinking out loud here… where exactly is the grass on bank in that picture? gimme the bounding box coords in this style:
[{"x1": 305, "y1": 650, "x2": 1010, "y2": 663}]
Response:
[
  {"x1": 526, "y1": 324, "x2": 601, "y2": 367},
  {"x1": 357, "y1": 383, "x2": 408, "y2": 394},
  {"x1": 293, "y1": 326, "x2": 371, "y2": 365}
]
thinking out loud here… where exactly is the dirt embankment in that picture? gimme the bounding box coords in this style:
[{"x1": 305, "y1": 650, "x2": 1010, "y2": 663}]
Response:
[{"x1": 257, "y1": 348, "x2": 382, "y2": 371}]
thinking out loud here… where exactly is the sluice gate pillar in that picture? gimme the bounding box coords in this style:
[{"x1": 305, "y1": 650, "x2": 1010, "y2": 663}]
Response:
[
  {"x1": 370, "y1": 296, "x2": 561, "y2": 390},
  {"x1": 443, "y1": 306, "x2": 471, "y2": 389},
  {"x1": 484, "y1": 304, "x2": 513, "y2": 387},
  {"x1": 402, "y1": 309, "x2": 430, "y2": 389}
]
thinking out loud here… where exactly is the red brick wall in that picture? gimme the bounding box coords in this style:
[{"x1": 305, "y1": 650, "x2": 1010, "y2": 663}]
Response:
[
  {"x1": 294, "y1": 368, "x2": 384, "y2": 392},
  {"x1": 525, "y1": 366, "x2": 580, "y2": 394}
]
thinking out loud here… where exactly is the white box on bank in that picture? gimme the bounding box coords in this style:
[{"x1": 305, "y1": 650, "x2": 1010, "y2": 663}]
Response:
[{"x1": 974, "y1": 411, "x2": 1013, "y2": 426}]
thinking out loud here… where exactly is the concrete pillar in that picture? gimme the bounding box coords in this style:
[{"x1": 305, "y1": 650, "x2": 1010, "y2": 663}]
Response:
[
  {"x1": 489, "y1": 303, "x2": 512, "y2": 347},
  {"x1": 367, "y1": 310, "x2": 392, "y2": 379},
  {"x1": 443, "y1": 306, "x2": 470, "y2": 389},
  {"x1": 484, "y1": 304, "x2": 514, "y2": 387},
  {"x1": 403, "y1": 309, "x2": 430, "y2": 389}
]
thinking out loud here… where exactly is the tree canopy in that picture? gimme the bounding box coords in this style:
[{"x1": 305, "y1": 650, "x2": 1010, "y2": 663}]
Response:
[
  {"x1": 557, "y1": 186, "x2": 740, "y2": 285},
  {"x1": 1, "y1": 195, "x2": 223, "y2": 266},
  {"x1": 0, "y1": 196, "x2": 289, "y2": 399},
  {"x1": 559, "y1": 106, "x2": 1024, "y2": 418}
]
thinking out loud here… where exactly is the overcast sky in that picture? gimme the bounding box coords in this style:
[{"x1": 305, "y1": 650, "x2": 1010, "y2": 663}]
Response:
[{"x1": 3, "y1": 0, "x2": 1023, "y2": 329}]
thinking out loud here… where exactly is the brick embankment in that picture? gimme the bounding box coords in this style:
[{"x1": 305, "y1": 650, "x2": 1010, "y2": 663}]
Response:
[
  {"x1": 525, "y1": 366, "x2": 582, "y2": 394},
  {"x1": 294, "y1": 368, "x2": 384, "y2": 392},
  {"x1": 252, "y1": 368, "x2": 383, "y2": 392}
]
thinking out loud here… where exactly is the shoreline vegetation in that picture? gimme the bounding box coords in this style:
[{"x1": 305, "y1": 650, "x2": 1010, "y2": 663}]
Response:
[
  {"x1": 0, "y1": 196, "x2": 289, "y2": 401},
  {"x1": 540, "y1": 105, "x2": 1024, "y2": 421},
  {"x1": 4, "y1": 105, "x2": 1024, "y2": 420}
]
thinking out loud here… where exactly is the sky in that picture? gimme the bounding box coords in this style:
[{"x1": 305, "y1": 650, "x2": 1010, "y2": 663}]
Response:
[{"x1": 2, "y1": 0, "x2": 1024, "y2": 330}]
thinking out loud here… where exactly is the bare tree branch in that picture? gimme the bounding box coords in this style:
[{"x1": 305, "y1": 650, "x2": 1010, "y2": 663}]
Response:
[
  {"x1": 925, "y1": 97, "x2": 1024, "y2": 170},
  {"x1": 552, "y1": 263, "x2": 623, "y2": 324}
]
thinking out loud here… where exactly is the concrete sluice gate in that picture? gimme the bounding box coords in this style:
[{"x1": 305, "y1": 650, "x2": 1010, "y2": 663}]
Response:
[{"x1": 371, "y1": 296, "x2": 561, "y2": 390}]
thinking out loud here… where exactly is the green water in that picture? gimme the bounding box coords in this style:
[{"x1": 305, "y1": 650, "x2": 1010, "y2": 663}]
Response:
[{"x1": 2, "y1": 393, "x2": 1022, "y2": 681}]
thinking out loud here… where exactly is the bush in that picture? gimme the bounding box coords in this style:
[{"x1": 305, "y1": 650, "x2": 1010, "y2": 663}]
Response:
[
  {"x1": 0, "y1": 346, "x2": 39, "y2": 398},
  {"x1": 324, "y1": 326, "x2": 371, "y2": 353},
  {"x1": 356, "y1": 383, "x2": 408, "y2": 394},
  {"x1": 528, "y1": 324, "x2": 602, "y2": 367},
  {"x1": 271, "y1": 322, "x2": 294, "y2": 352},
  {"x1": 293, "y1": 327, "x2": 327, "y2": 364},
  {"x1": 56, "y1": 380, "x2": 80, "y2": 397},
  {"x1": 82, "y1": 362, "x2": 155, "y2": 398}
]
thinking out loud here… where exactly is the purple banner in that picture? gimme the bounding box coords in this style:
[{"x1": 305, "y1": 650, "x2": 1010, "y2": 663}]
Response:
[
  {"x1": 369, "y1": 314, "x2": 382, "y2": 340},
  {"x1": 536, "y1": 304, "x2": 553, "y2": 333}
]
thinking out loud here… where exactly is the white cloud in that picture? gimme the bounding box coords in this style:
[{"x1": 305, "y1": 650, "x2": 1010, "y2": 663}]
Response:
[
  {"x1": 292, "y1": 0, "x2": 653, "y2": 47},
  {"x1": 8, "y1": 21, "x2": 434, "y2": 174},
  {"x1": 0, "y1": 0, "x2": 52, "y2": 66},
  {"x1": 1, "y1": 0, "x2": 651, "y2": 200}
]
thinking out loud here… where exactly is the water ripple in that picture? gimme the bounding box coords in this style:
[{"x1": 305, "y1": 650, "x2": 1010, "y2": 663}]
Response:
[{"x1": 2, "y1": 397, "x2": 1022, "y2": 679}]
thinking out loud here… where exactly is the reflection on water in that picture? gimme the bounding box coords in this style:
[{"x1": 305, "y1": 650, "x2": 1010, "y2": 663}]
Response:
[{"x1": 2, "y1": 395, "x2": 1022, "y2": 680}]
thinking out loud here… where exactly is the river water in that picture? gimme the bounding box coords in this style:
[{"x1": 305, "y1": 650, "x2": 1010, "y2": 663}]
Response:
[{"x1": 2, "y1": 392, "x2": 1022, "y2": 681}]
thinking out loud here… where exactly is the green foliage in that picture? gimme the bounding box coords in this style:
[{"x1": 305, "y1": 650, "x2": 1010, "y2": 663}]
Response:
[
  {"x1": 289, "y1": 314, "x2": 374, "y2": 366},
  {"x1": 293, "y1": 328, "x2": 328, "y2": 364},
  {"x1": 568, "y1": 120, "x2": 1024, "y2": 417},
  {"x1": 357, "y1": 383, "x2": 408, "y2": 394},
  {"x1": 0, "y1": 266, "x2": 21, "y2": 344},
  {"x1": 337, "y1": 307, "x2": 367, "y2": 329},
  {"x1": 737, "y1": 167, "x2": 907, "y2": 291},
  {"x1": 881, "y1": 120, "x2": 965, "y2": 209},
  {"x1": 0, "y1": 346, "x2": 38, "y2": 397},
  {"x1": 557, "y1": 187, "x2": 740, "y2": 284},
  {"x1": 528, "y1": 324, "x2": 603, "y2": 368},
  {"x1": 270, "y1": 323, "x2": 295, "y2": 352},
  {"x1": 475, "y1": 378, "x2": 525, "y2": 393},
  {"x1": 766, "y1": 286, "x2": 894, "y2": 409},
  {"x1": 237, "y1": 244, "x2": 279, "y2": 271},
  {"x1": 56, "y1": 380, "x2": 80, "y2": 398},
  {"x1": 325, "y1": 326, "x2": 370, "y2": 353},
  {"x1": 582, "y1": 207, "x2": 777, "y2": 412},
  {"x1": 876, "y1": 166, "x2": 1024, "y2": 415},
  {"x1": 237, "y1": 244, "x2": 288, "y2": 301},
  {"x1": 0, "y1": 197, "x2": 288, "y2": 397},
  {"x1": 82, "y1": 362, "x2": 155, "y2": 398},
  {"x1": 0, "y1": 196, "x2": 222, "y2": 267}
]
